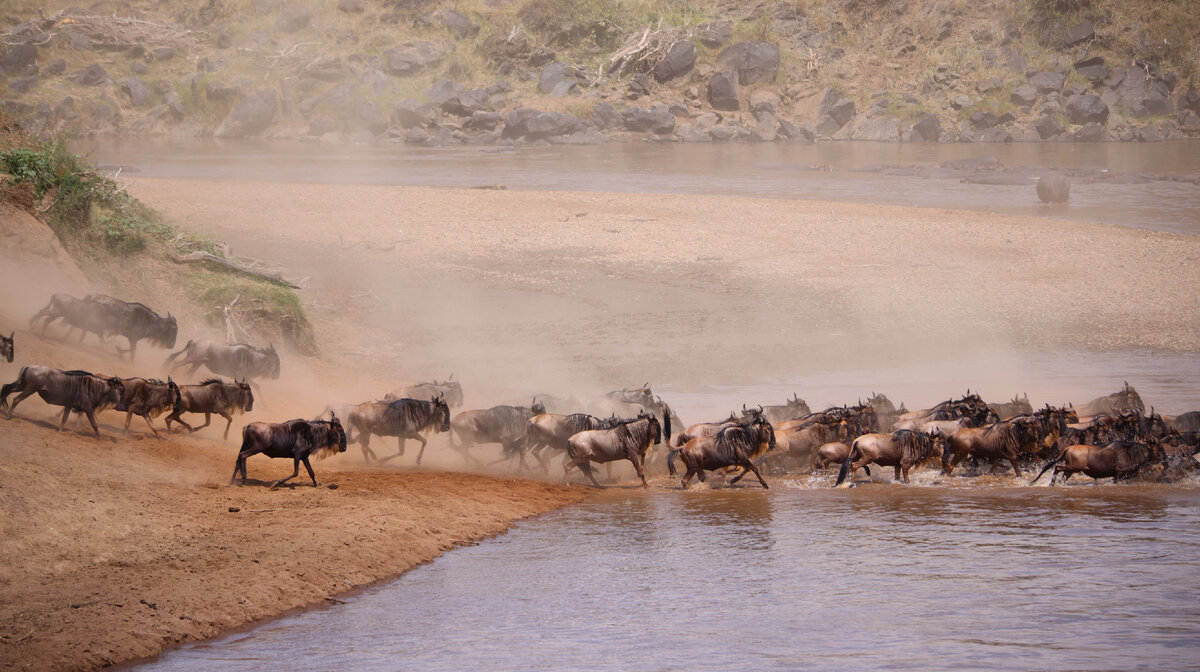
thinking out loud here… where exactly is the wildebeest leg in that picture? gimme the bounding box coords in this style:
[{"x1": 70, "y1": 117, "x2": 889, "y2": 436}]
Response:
[
  {"x1": 141, "y1": 413, "x2": 161, "y2": 439},
  {"x1": 894, "y1": 465, "x2": 902, "y2": 481},
  {"x1": 579, "y1": 460, "x2": 602, "y2": 488},
  {"x1": 1007, "y1": 455, "x2": 1023, "y2": 477},
  {"x1": 58, "y1": 405, "x2": 72, "y2": 431},
  {"x1": 124, "y1": 412, "x2": 134, "y2": 436},
  {"x1": 164, "y1": 410, "x2": 194, "y2": 433},
  {"x1": 302, "y1": 456, "x2": 318, "y2": 486},
  {"x1": 357, "y1": 433, "x2": 378, "y2": 463},
  {"x1": 6, "y1": 390, "x2": 37, "y2": 419},
  {"x1": 630, "y1": 456, "x2": 648, "y2": 488},
  {"x1": 186, "y1": 362, "x2": 202, "y2": 377},
  {"x1": 271, "y1": 459, "x2": 303, "y2": 489},
  {"x1": 220, "y1": 412, "x2": 234, "y2": 440},
  {"x1": 680, "y1": 467, "x2": 698, "y2": 489},
  {"x1": 189, "y1": 412, "x2": 213, "y2": 433},
  {"x1": 230, "y1": 454, "x2": 248, "y2": 485},
  {"x1": 741, "y1": 459, "x2": 769, "y2": 489},
  {"x1": 413, "y1": 434, "x2": 430, "y2": 465},
  {"x1": 82, "y1": 409, "x2": 101, "y2": 437},
  {"x1": 116, "y1": 337, "x2": 137, "y2": 361}
]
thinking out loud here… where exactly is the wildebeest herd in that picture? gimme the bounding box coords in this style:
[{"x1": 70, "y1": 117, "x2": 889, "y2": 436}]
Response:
[{"x1": 4, "y1": 292, "x2": 1200, "y2": 491}]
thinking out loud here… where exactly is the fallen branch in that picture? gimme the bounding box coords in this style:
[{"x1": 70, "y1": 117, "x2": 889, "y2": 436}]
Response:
[{"x1": 173, "y1": 251, "x2": 301, "y2": 288}]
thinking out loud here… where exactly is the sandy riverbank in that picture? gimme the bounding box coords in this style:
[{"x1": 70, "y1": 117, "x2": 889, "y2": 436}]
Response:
[{"x1": 2, "y1": 180, "x2": 1199, "y2": 670}]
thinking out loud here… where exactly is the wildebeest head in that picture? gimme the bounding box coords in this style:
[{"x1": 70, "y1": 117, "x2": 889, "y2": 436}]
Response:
[
  {"x1": 532, "y1": 397, "x2": 546, "y2": 416},
  {"x1": 432, "y1": 393, "x2": 451, "y2": 432},
  {"x1": 162, "y1": 314, "x2": 178, "y2": 349},
  {"x1": 262, "y1": 344, "x2": 281, "y2": 379},
  {"x1": 1, "y1": 332, "x2": 12, "y2": 363},
  {"x1": 237, "y1": 379, "x2": 254, "y2": 412},
  {"x1": 105, "y1": 376, "x2": 126, "y2": 410},
  {"x1": 329, "y1": 412, "x2": 348, "y2": 453}
]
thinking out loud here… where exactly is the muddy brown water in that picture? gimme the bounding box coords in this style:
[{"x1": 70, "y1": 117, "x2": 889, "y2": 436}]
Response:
[
  {"x1": 91, "y1": 140, "x2": 1200, "y2": 670},
  {"x1": 76, "y1": 138, "x2": 1200, "y2": 234}
]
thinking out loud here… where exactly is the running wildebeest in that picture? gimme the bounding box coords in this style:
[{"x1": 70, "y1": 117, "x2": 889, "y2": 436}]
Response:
[
  {"x1": 675, "y1": 415, "x2": 776, "y2": 489},
  {"x1": 163, "y1": 378, "x2": 254, "y2": 440},
  {"x1": 988, "y1": 393, "x2": 1033, "y2": 420},
  {"x1": 521, "y1": 412, "x2": 622, "y2": 471},
  {"x1": 449, "y1": 399, "x2": 546, "y2": 468},
  {"x1": 164, "y1": 339, "x2": 280, "y2": 382},
  {"x1": 385, "y1": 377, "x2": 464, "y2": 408},
  {"x1": 30, "y1": 293, "x2": 176, "y2": 361},
  {"x1": 759, "y1": 393, "x2": 811, "y2": 425},
  {"x1": 230, "y1": 414, "x2": 347, "y2": 488},
  {"x1": 767, "y1": 417, "x2": 849, "y2": 472},
  {"x1": 1, "y1": 365, "x2": 125, "y2": 436},
  {"x1": 941, "y1": 421, "x2": 1032, "y2": 477},
  {"x1": 564, "y1": 411, "x2": 669, "y2": 489},
  {"x1": 1030, "y1": 440, "x2": 1167, "y2": 485},
  {"x1": 1076, "y1": 381, "x2": 1144, "y2": 418},
  {"x1": 115, "y1": 377, "x2": 181, "y2": 438},
  {"x1": 1171, "y1": 411, "x2": 1200, "y2": 433},
  {"x1": 348, "y1": 394, "x2": 451, "y2": 464},
  {"x1": 835, "y1": 429, "x2": 945, "y2": 485},
  {"x1": 0, "y1": 331, "x2": 12, "y2": 363},
  {"x1": 814, "y1": 441, "x2": 852, "y2": 470}
]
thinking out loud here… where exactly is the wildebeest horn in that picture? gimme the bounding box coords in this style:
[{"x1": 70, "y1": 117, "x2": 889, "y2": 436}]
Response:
[{"x1": 449, "y1": 373, "x2": 455, "y2": 381}]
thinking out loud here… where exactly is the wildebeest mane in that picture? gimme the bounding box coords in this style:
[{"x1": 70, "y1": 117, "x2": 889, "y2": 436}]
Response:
[
  {"x1": 895, "y1": 429, "x2": 938, "y2": 465},
  {"x1": 1111, "y1": 440, "x2": 1157, "y2": 475}
]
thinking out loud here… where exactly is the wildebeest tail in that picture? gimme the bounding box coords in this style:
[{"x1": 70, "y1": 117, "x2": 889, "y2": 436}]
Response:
[
  {"x1": 663, "y1": 406, "x2": 672, "y2": 443},
  {"x1": 834, "y1": 441, "x2": 859, "y2": 486},
  {"x1": 1029, "y1": 448, "x2": 1067, "y2": 484},
  {"x1": 162, "y1": 340, "x2": 192, "y2": 373},
  {"x1": 667, "y1": 448, "x2": 680, "y2": 476},
  {"x1": 1, "y1": 366, "x2": 29, "y2": 412}
]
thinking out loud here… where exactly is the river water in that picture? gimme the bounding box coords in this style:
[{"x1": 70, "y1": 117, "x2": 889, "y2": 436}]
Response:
[
  {"x1": 93, "y1": 139, "x2": 1200, "y2": 670},
  {"x1": 75, "y1": 138, "x2": 1200, "y2": 235},
  {"x1": 135, "y1": 486, "x2": 1200, "y2": 672}
]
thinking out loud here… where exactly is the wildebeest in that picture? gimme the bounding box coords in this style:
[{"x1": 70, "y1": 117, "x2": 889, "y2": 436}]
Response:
[
  {"x1": 1030, "y1": 440, "x2": 1167, "y2": 485},
  {"x1": 1076, "y1": 381, "x2": 1144, "y2": 418},
  {"x1": 30, "y1": 293, "x2": 177, "y2": 360},
  {"x1": 449, "y1": 399, "x2": 546, "y2": 468},
  {"x1": 384, "y1": 377, "x2": 464, "y2": 408},
  {"x1": 164, "y1": 378, "x2": 254, "y2": 440},
  {"x1": 589, "y1": 384, "x2": 682, "y2": 431},
  {"x1": 115, "y1": 377, "x2": 181, "y2": 438},
  {"x1": 675, "y1": 415, "x2": 776, "y2": 489},
  {"x1": 814, "y1": 441, "x2": 852, "y2": 470},
  {"x1": 521, "y1": 412, "x2": 622, "y2": 471},
  {"x1": 0, "y1": 331, "x2": 12, "y2": 363},
  {"x1": 988, "y1": 393, "x2": 1033, "y2": 420},
  {"x1": 564, "y1": 412, "x2": 669, "y2": 488},
  {"x1": 893, "y1": 392, "x2": 995, "y2": 430},
  {"x1": 1, "y1": 365, "x2": 125, "y2": 436},
  {"x1": 1036, "y1": 171, "x2": 1070, "y2": 204},
  {"x1": 941, "y1": 421, "x2": 1032, "y2": 477},
  {"x1": 768, "y1": 417, "x2": 849, "y2": 472},
  {"x1": 347, "y1": 394, "x2": 451, "y2": 464},
  {"x1": 1170, "y1": 411, "x2": 1200, "y2": 433},
  {"x1": 230, "y1": 414, "x2": 347, "y2": 488},
  {"x1": 759, "y1": 393, "x2": 811, "y2": 424},
  {"x1": 164, "y1": 340, "x2": 280, "y2": 382},
  {"x1": 835, "y1": 429, "x2": 945, "y2": 485}
]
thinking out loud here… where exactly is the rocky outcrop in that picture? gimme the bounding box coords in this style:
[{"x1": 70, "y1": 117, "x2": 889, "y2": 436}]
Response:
[
  {"x1": 715, "y1": 42, "x2": 779, "y2": 86},
  {"x1": 383, "y1": 41, "x2": 449, "y2": 77},
  {"x1": 707, "y1": 70, "x2": 739, "y2": 111},
  {"x1": 215, "y1": 89, "x2": 277, "y2": 138},
  {"x1": 652, "y1": 41, "x2": 696, "y2": 83}
]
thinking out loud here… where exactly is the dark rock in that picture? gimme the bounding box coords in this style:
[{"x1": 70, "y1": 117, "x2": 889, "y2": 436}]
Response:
[
  {"x1": 778, "y1": 118, "x2": 815, "y2": 142},
  {"x1": 308, "y1": 115, "x2": 340, "y2": 135},
  {"x1": 1065, "y1": 94, "x2": 1109, "y2": 124},
  {"x1": 970, "y1": 110, "x2": 999, "y2": 130},
  {"x1": 274, "y1": 3, "x2": 313, "y2": 33},
  {"x1": 1115, "y1": 67, "x2": 1147, "y2": 112},
  {"x1": 1064, "y1": 20, "x2": 1095, "y2": 46},
  {"x1": 1076, "y1": 63, "x2": 1108, "y2": 82},
  {"x1": 1073, "y1": 122, "x2": 1104, "y2": 142},
  {"x1": 976, "y1": 76, "x2": 1004, "y2": 93},
  {"x1": 950, "y1": 94, "x2": 972, "y2": 111},
  {"x1": 997, "y1": 111, "x2": 1016, "y2": 125},
  {"x1": 1034, "y1": 114, "x2": 1065, "y2": 139},
  {"x1": 749, "y1": 90, "x2": 779, "y2": 119},
  {"x1": 538, "y1": 62, "x2": 575, "y2": 94},
  {"x1": 1037, "y1": 171, "x2": 1069, "y2": 203},
  {"x1": 622, "y1": 105, "x2": 675, "y2": 134},
  {"x1": 501, "y1": 108, "x2": 584, "y2": 141},
  {"x1": 1181, "y1": 88, "x2": 1200, "y2": 114},
  {"x1": 815, "y1": 114, "x2": 843, "y2": 138},
  {"x1": 131, "y1": 61, "x2": 149, "y2": 75},
  {"x1": 466, "y1": 110, "x2": 499, "y2": 131},
  {"x1": 668, "y1": 103, "x2": 690, "y2": 118},
  {"x1": 1143, "y1": 84, "x2": 1173, "y2": 115},
  {"x1": 431, "y1": 9, "x2": 479, "y2": 40},
  {"x1": 405, "y1": 126, "x2": 429, "y2": 144},
  {"x1": 1029, "y1": 71, "x2": 1066, "y2": 94},
  {"x1": 676, "y1": 124, "x2": 712, "y2": 143},
  {"x1": 427, "y1": 78, "x2": 463, "y2": 105},
  {"x1": 707, "y1": 70, "x2": 739, "y2": 111},
  {"x1": 121, "y1": 77, "x2": 151, "y2": 107},
  {"x1": 206, "y1": 81, "x2": 242, "y2": 102},
  {"x1": 528, "y1": 48, "x2": 555, "y2": 68},
  {"x1": 391, "y1": 99, "x2": 435, "y2": 128},
  {"x1": 1064, "y1": 81, "x2": 1088, "y2": 97},
  {"x1": 1137, "y1": 125, "x2": 1165, "y2": 142},
  {"x1": 709, "y1": 121, "x2": 749, "y2": 142},
  {"x1": 851, "y1": 116, "x2": 900, "y2": 141},
  {"x1": 46, "y1": 59, "x2": 66, "y2": 76},
  {"x1": 215, "y1": 88, "x2": 277, "y2": 138},
  {"x1": 9, "y1": 75, "x2": 37, "y2": 93},
  {"x1": 444, "y1": 88, "x2": 489, "y2": 116},
  {"x1": 827, "y1": 98, "x2": 856, "y2": 127},
  {"x1": 652, "y1": 40, "x2": 696, "y2": 82},
  {"x1": 1, "y1": 44, "x2": 37, "y2": 75},
  {"x1": 217, "y1": 32, "x2": 233, "y2": 48},
  {"x1": 163, "y1": 91, "x2": 186, "y2": 118},
  {"x1": 974, "y1": 128, "x2": 1011, "y2": 142},
  {"x1": 383, "y1": 41, "x2": 449, "y2": 77},
  {"x1": 349, "y1": 99, "x2": 388, "y2": 135},
  {"x1": 750, "y1": 117, "x2": 778, "y2": 142},
  {"x1": 912, "y1": 112, "x2": 941, "y2": 141},
  {"x1": 626, "y1": 73, "x2": 652, "y2": 98},
  {"x1": 149, "y1": 46, "x2": 176, "y2": 62},
  {"x1": 591, "y1": 102, "x2": 623, "y2": 131},
  {"x1": 695, "y1": 21, "x2": 732, "y2": 49},
  {"x1": 75, "y1": 64, "x2": 109, "y2": 86},
  {"x1": 817, "y1": 88, "x2": 840, "y2": 118},
  {"x1": 337, "y1": 0, "x2": 364, "y2": 13},
  {"x1": 716, "y1": 42, "x2": 780, "y2": 86}
]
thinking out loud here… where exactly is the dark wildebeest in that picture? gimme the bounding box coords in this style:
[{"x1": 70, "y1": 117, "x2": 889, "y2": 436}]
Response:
[
  {"x1": 115, "y1": 377, "x2": 181, "y2": 438},
  {"x1": 835, "y1": 429, "x2": 945, "y2": 485},
  {"x1": 164, "y1": 378, "x2": 254, "y2": 440},
  {"x1": 1077, "y1": 381, "x2": 1144, "y2": 418},
  {"x1": 449, "y1": 399, "x2": 546, "y2": 468},
  {"x1": 1170, "y1": 411, "x2": 1200, "y2": 433},
  {"x1": 666, "y1": 410, "x2": 755, "y2": 476},
  {"x1": 564, "y1": 412, "x2": 668, "y2": 489},
  {"x1": 164, "y1": 340, "x2": 281, "y2": 382},
  {"x1": 385, "y1": 377, "x2": 464, "y2": 408},
  {"x1": 590, "y1": 384, "x2": 683, "y2": 432},
  {"x1": 760, "y1": 394, "x2": 811, "y2": 425},
  {"x1": 989, "y1": 393, "x2": 1033, "y2": 420},
  {"x1": 941, "y1": 421, "x2": 1034, "y2": 477},
  {"x1": 768, "y1": 417, "x2": 849, "y2": 472},
  {"x1": 0, "y1": 331, "x2": 13, "y2": 363},
  {"x1": 30, "y1": 293, "x2": 176, "y2": 361},
  {"x1": 348, "y1": 394, "x2": 451, "y2": 465},
  {"x1": 230, "y1": 414, "x2": 347, "y2": 488},
  {"x1": 1, "y1": 365, "x2": 125, "y2": 436},
  {"x1": 1031, "y1": 440, "x2": 1167, "y2": 485},
  {"x1": 675, "y1": 416, "x2": 776, "y2": 489},
  {"x1": 521, "y1": 412, "x2": 622, "y2": 471}
]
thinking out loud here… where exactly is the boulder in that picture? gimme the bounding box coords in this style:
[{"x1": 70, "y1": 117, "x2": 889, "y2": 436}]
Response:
[
  {"x1": 709, "y1": 121, "x2": 749, "y2": 141},
  {"x1": 390, "y1": 99, "x2": 435, "y2": 128},
  {"x1": 383, "y1": 41, "x2": 449, "y2": 77},
  {"x1": 778, "y1": 118, "x2": 816, "y2": 142},
  {"x1": 0, "y1": 44, "x2": 37, "y2": 75},
  {"x1": 465, "y1": 110, "x2": 500, "y2": 131},
  {"x1": 950, "y1": 94, "x2": 972, "y2": 110},
  {"x1": 1036, "y1": 171, "x2": 1069, "y2": 203},
  {"x1": 163, "y1": 91, "x2": 186, "y2": 118},
  {"x1": 976, "y1": 76, "x2": 1004, "y2": 93},
  {"x1": 214, "y1": 88, "x2": 277, "y2": 138},
  {"x1": 150, "y1": 47, "x2": 176, "y2": 62},
  {"x1": 626, "y1": 73, "x2": 652, "y2": 98},
  {"x1": 1029, "y1": 71, "x2": 1066, "y2": 94},
  {"x1": 443, "y1": 88, "x2": 488, "y2": 116},
  {"x1": 911, "y1": 112, "x2": 941, "y2": 141},
  {"x1": 46, "y1": 59, "x2": 66, "y2": 76},
  {"x1": 676, "y1": 124, "x2": 712, "y2": 143},
  {"x1": 851, "y1": 116, "x2": 900, "y2": 141},
  {"x1": 538, "y1": 62, "x2": 575, "y2": 94},
  {"x1": 826, "y1": 98, "x2": 856, "y2": 127},
  {"x1": 1010, "y1": 83, "x2": 1038, "y2": 107},
  {"x1": 120, "y1": 77, "x2": 151, "y2": 107},
  {"x1": 1063, "y1": 20, "x2": 1095, "y2": 46},
  {"x1": 501, "y1": 108, "x2": 584, "y2": 141},
  {"x1": 1115, "y1": 67, "x2": 1147, "y2": 113},
  {"x1": 652, "y1": 40, "x2": 696, "y2": 82},
  {"x1": 707, "y1": 70, "x2": 739, "y2": 111},
  {"x1": 1073, "y1": 122, "x2": 1104, "y2": 142},
  {"x1": 362, "y1": 67, "x2": 393, "y2": 94},
  {"x1": 1181, "y1": 88, "x2": 1200, "y2": 114},
  {"x1": 591, "y1": 102, "x2": 624, "y2": 131},
  {"x1": 715, "y1": 42, "x2": 779, "y2": 86},
  {"x1": 75, "y1": 64, "x2": 109, "y2": 86},
  {"x1": 274, "y1": 3, "x2": 313, "y2": 33},
  {"x1": 695, "y1": 21, "x2": 732, "y2": 49},
  {"x1": 131, "y1": 61, "x2": 149, "y2": 75},
  {"x1": 974, "y1": 128, "x2": 1011, "y2": 142},
  {"x1": 1137, "y1": 125, "x2": 1165, "y2": 142},
  {"x1": 308, "y1": 115, "x2": 340, "y2": 135},
  {"x1": 1034, "y1": 114, "x2": 1065, "y2": 139},
  {"x1": 749, "y1": 90, "x2": 780, "y2": 119},
  {"x1": 427, "y1": 78, "x2": 463, "y2": 105},
  {"x1": 431, "y1": 9, "x2": 479, "y2": 40},
  {"x1": 1143, "y1": 82, "x2": 1173, "y2": 115},
  {"x1": 622, "y1": 105, "x2": 675, "y2": 134},
  {"x1": 749, "y1": 117, "x2": 778, "y2": 142},
  {"x1": 206, "y1": 81, "x2": 242, "y2": 102},
  {"x1": 1065, "y1": 94, "x2": 1109, "y2": 124},
  {"x1": 969, "y1": 110, "x2": 999, "y2": 130}
]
